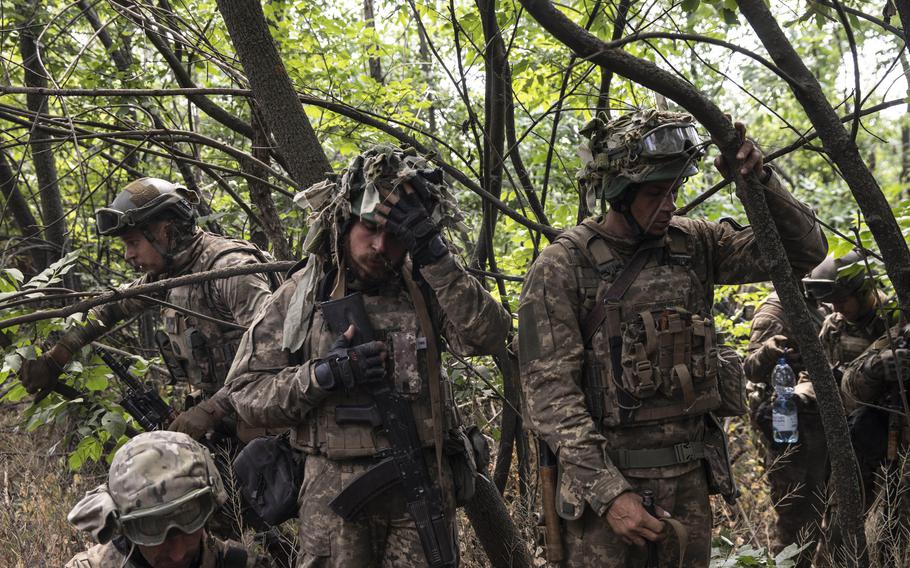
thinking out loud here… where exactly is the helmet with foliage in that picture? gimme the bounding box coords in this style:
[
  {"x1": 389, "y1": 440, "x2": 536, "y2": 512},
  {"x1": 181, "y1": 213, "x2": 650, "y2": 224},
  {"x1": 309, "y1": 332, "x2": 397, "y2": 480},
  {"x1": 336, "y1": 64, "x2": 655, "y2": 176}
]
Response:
[
  {"x1": 295, "y1": 144, "x2": 464, "y2": 257},
  {"x1": 95, "y1": 177, "x2": 198, "y2": 238},
  {"x1": 577, "y1": 109, "x2": 705, "y2": 204},
  {"x1": 67, "y1": 431, "x2": 226, "y2": 546},
  {"x1": 803, "y1": 250, "x2": 873, "y2": 301}
]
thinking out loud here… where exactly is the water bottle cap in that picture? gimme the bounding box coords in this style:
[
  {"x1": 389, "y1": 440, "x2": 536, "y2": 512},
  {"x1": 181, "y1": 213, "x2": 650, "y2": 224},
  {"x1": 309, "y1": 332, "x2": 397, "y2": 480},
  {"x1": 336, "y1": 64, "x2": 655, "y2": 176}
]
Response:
[{"x1": 778, "y1": 357, "x2": 787, "y2": 365}]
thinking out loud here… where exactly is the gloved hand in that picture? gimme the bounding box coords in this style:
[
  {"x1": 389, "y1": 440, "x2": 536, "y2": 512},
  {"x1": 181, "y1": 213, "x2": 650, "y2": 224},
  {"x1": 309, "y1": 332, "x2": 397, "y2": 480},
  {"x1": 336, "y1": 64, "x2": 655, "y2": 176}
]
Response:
[
  {"x1": 376, "y1": 185, "x2": 448, "y2": 267},
  {"x1": 862, "y1": 348, "x2": 910, "y2": 381},
  {"x1": 18, "y1": 353, "x2": 64, "y2": 395},
  {"x1": 313, "y1": 327, "x2": 386, "y2": 392},
  {"x1": 761, "y1": 335, "x2": 790, "y2": 360},
  {"x1": 169, "y1": 397, "x2": 230, "y2": 440}
]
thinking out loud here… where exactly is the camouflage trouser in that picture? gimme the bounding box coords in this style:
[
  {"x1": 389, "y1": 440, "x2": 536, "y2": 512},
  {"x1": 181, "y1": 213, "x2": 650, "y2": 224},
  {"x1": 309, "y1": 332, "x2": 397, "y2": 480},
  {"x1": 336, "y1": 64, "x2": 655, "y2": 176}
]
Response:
[
  {"x1": 296, "y1": 454, "x2": 456, "y2": 568},
  {"x1": 561, "y1": 466, "x2": 711, "y2": 568},
  {"x1": 751, "y1": 398, "x2": 827, "y2": 568}
]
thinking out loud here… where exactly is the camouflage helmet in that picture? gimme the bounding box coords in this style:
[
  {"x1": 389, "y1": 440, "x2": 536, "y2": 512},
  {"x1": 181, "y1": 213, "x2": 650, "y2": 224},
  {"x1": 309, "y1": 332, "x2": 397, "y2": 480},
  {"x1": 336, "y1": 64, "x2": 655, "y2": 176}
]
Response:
[
  {"x1": 803, "y1": 251, "x2": 872, "y2": 301},
  {"x1": 577, "y1": 109, "x2": 704, "y2": 202},
  {"x1": 110, "y1": 431, "x2": 225, "y2": 545},
  {"x1": 96, "y1": 177, "x2": 198, "y2": 237},
  {"x1": 294, "y1": 144, "x2": 464, "y2": 256}
]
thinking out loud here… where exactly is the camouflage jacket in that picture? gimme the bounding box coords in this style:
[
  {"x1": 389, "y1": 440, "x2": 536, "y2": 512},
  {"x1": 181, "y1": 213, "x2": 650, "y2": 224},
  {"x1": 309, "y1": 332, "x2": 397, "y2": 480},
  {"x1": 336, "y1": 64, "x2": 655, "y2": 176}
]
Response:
[
  {"x1": 842, "y1": 323, "x2": 910, "y2": 408},
  {"x1": 518, "y1": 175, "x2": 827, "y2": 517},
  {"x1": 743, "y1": 292, "x2": 828, "y2": 395},
  {"x1": 64, "y1": 534, "x2": 270, "y2": 568},
  {"x1": 60, "y1": 230, "x2": 274, "y2": 393},
  {"x1": 225, "y1": 253, "x2": 509, "y2": 457},
  {"x1": 819, "y1": 301, "x2": 889, "y2": 370}
]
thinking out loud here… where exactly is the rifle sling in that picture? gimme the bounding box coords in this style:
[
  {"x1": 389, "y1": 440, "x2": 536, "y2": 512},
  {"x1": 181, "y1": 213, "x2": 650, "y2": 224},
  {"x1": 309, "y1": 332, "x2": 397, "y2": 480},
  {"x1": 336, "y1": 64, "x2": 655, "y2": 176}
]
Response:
[
  {"x1": 402, "y1": 268, "x2": 451, "y2": 512},
  {"x1": 581, "y1": 238, "x2": 662, "y2": 346}
]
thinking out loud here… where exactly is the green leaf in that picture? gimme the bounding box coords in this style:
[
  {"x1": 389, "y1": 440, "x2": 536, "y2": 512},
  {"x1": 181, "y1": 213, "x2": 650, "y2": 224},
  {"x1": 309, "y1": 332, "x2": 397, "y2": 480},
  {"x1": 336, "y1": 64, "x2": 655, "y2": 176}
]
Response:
[
  {"x1": 722, "y1": 8, "x2": 739, "y2": 25},
  {"x1": 682, "y1": 0, "x2": 700, "y2": 11},
  {"x1": 101, "y1": 411, "x2": 126, "y2": 439}
]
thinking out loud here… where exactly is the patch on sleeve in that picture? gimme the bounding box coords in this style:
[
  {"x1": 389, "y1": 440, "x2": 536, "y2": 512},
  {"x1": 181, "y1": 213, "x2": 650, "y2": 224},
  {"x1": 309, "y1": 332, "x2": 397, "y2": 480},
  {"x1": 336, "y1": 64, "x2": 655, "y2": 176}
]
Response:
[{"x1": 518, "y1": 302, "x2": 542, "y2": 362}]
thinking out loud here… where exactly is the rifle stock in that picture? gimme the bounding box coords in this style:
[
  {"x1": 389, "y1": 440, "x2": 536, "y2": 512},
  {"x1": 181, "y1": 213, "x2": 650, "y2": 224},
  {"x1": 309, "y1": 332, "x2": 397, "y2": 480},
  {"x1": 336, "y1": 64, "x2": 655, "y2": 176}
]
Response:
[{"x1": 538, "y1": 439, "x2": 564, "y2": 563}]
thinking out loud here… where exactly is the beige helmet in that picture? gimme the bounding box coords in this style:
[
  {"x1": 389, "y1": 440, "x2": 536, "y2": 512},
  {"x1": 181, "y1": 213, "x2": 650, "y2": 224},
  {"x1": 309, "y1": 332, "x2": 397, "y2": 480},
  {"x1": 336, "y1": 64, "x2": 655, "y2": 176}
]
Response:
[
  {"x1": 68, "y1": 431, "x2": 226, "y2": 546},
  {"x1": 95, "y1": 177, "x2": 198, "y2": 237},
  {"x1": 577, "y1": 109, "x2": 705, "y2": 203}
]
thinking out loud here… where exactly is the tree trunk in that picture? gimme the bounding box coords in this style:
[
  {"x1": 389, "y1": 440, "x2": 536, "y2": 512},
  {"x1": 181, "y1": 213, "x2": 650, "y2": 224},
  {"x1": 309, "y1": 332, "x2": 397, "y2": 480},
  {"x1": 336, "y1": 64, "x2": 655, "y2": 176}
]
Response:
[
  {"x1": 248, "y1": 111, "x2": 293, "y2": 260},
  {"x1": 597, "y1": 0, "x2": 631, "y2": 117},
  {"x1": 19, "y1": 27, "x2": 66, "y2": 268},
  {"x1": 364, "y1": 0, "x2": 383, "y2": 83},
  {"x1": 517, "y1": 0, "x2": 868, "y2": 561},
  {"x1": 464, "y1": 475, "x2": 534, "y2": 568},
  {"x1": 736, "y1": 0, "x2": 910, "y2": 313},
  {"x1": 216, "y1": 0, "x2": 333, "y2": 189},
  {"x1": 0, "y1": 150, "x2": 45, "y2": 271}
]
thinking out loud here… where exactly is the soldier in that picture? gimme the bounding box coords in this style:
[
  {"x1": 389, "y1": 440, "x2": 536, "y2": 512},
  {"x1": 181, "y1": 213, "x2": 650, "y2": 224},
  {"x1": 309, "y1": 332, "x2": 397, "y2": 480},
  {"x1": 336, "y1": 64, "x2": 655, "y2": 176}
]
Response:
[
  {"x1": 17, "y1": 177, "x2": 277, "y2": 437},
  {"x1": 743, "y1": 290, "x2": 829, "y2": 567},
  {"x1": 518, "y1": 109, "x2": 827, "y2": 566},
  {"x1": 839, "y1": 322, "x2": 910, "y2": 564},
  {"x1": 805, "y1": 252, "x2": 893, "y2": 565},
  {"x1": 65, "y1": 430, "x2": 270, "y2": 568},
  {"x1": 15, "y1": 177, "x2": 288, "y2": 562},
  {"x1": 224, "y1": 145, "x2": 510, "y2": 567}
]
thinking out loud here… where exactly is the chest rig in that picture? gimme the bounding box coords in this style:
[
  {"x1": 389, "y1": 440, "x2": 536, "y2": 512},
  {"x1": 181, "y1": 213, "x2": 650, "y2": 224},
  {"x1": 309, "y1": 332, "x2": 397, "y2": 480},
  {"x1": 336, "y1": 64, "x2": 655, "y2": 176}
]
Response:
[
  {"x1": 558, "y1": 221, "x2": 720, "y2": 428},
  {"x1": 824, "y1": 314, "x2": 881, "y2": 367},
  {"x1": 162, "y1": 233, "x2": 277, "y2": 394},
  {"x1": 294, "y1": 281, "x2": 457, "y2": 459}
]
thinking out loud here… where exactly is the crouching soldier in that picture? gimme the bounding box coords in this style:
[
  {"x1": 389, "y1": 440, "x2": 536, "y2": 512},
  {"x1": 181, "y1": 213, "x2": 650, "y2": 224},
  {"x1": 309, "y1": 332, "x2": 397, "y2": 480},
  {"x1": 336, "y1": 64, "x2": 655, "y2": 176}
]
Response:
[{"x1": 66, "y1": 430, "x2": 270, "y2": 568}]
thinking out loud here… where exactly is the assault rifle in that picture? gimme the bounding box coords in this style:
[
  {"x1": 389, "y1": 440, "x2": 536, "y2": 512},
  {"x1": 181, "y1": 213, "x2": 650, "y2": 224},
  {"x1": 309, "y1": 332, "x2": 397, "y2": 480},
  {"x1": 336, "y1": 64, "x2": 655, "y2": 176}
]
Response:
[
  {"x1": 96, "y1": 348, "x2": 178, "y2": 432},
  {"x1": 321, "y1": 293, "x2": 456, "y2": 568}
]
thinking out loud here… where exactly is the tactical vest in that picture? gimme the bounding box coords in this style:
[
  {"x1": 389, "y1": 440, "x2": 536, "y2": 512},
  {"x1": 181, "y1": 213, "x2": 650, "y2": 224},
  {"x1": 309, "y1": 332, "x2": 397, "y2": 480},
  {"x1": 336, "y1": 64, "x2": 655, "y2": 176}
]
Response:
[
  {"x1": 557, "y1": 221, "x2": 721, "y2": 428},
  {"x1": 163, "y1": 233, "x2": 278, "y2": 394},
  {"x1": 822, "y1": 313, "x2": 878, "y2": 367},
  {"x1": 292, "y1": 283, "x2": 457, "y2": 459}
]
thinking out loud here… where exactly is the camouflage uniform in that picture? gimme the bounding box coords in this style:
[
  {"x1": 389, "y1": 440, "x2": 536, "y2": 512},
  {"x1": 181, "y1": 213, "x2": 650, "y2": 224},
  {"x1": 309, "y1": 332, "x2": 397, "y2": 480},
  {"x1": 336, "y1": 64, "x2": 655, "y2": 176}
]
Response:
[
  {"x1": 65, "y1": 534, "x2": 265, "y2": 568},
  {"x1": 59, "y1": 228, "x2": 274, "y2": 401},
  {"x1": 518, "y1": 111, "x2": 828, "y2": 567},
  {"x1": 743, "y1": 292, "x2": 828, "y2": 566},
  {"x1": 225, "y1": 147, "x2": 510, "y2": 567},
  {"x1": 66, "y1": 431, "x2": 270, "y2": 568}
]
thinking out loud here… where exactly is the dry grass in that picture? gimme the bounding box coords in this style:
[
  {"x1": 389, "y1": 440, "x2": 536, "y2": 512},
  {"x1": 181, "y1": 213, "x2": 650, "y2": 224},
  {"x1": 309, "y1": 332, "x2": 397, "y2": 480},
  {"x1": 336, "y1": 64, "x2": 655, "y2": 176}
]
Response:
[{"x1": 0, "y1": 403, "x2": 852, "y2": 568}]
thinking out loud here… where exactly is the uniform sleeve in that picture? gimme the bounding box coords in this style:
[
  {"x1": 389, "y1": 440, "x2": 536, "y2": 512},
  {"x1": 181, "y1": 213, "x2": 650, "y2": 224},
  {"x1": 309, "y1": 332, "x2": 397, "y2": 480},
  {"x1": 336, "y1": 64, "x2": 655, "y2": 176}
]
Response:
[
  {"x1": 209, "y1": 251, "x2": 274, "y2": 328},
  {"x1": 743, "y1": 312, "x2": 786, "y2": 384},
  {"x1": 709, "y1": 170, "x2": 828, "y2": 285},
  {"x1": 58, "y1": 277, "x2": 152, "y2": 355},
  {"x1": 518, "y1": 245, "x2": 632, "y2": 516},
  {"x1": 842, "y1": 330, "x2": 893, "y2": 407},
  {"x1": 419, "y1": 253, "x2": 511, "y2": 356},
  {"x1": 224, "y1": 275, "x2": 331, "y2": 428}
]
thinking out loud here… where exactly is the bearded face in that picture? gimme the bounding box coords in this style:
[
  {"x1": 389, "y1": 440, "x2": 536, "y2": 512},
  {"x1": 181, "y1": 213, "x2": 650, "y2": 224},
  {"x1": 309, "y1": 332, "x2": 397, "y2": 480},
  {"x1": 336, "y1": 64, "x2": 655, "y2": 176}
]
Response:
[{"x1": 343, "y1": 218, "x2": 406, "y2": 285}]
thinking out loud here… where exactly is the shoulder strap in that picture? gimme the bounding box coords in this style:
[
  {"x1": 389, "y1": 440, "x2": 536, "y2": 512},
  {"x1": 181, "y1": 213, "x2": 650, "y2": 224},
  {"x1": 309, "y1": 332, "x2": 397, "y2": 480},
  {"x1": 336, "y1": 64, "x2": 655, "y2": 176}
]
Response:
[
  {"x1": 221, "y1": 544, "x2": 249, "y2": 568},
  {"x1": 402, "y1": 268, "x2": 453, "y2": 513},
  {"x1": 581, "y1": 238, "x2": 663, "y2": 345},
  {"x1": 558, "y1": 221, "x2": 621, "y2": 279}
]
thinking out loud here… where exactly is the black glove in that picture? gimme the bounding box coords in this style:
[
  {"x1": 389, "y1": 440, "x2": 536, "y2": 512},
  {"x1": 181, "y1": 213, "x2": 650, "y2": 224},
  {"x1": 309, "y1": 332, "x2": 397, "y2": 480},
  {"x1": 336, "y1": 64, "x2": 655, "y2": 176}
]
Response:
[
  {"x1": 377, "y1": 188, "x2": 448, "y2": 267},
  {"x1": 19, "y1": 353, "x2": 64, "y2": 395},
  {"x1": 313, "y1": 332, "x2": 386, "y2": 391}
]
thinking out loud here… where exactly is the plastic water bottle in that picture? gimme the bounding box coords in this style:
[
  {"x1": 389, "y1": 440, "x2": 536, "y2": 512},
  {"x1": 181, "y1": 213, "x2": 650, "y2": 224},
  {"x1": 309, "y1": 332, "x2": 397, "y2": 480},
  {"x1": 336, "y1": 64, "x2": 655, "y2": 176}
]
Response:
[{"x1": 772, "y1": 357, "x2": 799, "y2": 444}]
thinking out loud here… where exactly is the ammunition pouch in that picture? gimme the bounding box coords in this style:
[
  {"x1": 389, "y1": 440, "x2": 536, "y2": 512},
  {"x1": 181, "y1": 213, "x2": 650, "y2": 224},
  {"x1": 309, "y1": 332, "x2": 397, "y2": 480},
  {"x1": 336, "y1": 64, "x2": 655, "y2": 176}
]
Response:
[
  {"x1": 164, "y1": 307, "x2": 241, "y2": 393},
  {"x1": 446, "y1": 425, "x2": 490, "y2": 506},
  {"x1": 715, "y1": 344, "x2": 747, "y2": 417},
  {"x1": 702, "y1": 413, "x2": 737, "y2": 504},
  {"x1": 233, "y1": 433, "x2": 304, "y2": 526}
]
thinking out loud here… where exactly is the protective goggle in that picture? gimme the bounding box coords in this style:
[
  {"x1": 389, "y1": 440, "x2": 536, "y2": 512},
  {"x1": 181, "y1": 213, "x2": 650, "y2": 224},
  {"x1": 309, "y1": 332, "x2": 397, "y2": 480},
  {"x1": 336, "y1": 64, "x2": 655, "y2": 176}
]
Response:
[
  {"x1": 95, "y1": 195, "x2": 194, "y2": 237},
  {"x1": 802, "y1": 278, "x2": 838, "y2": 301},
  {"x1": 120, "y1": 491, "x2": 215, "y2": 546},
  {"x1": 634, "y1": 123, "x2": 703, "y2": 160}
]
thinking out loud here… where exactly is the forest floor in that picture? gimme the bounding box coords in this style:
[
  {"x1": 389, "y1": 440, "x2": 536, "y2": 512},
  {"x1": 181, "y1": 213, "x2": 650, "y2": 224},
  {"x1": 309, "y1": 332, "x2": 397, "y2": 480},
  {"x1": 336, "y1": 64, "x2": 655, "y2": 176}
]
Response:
[{"x1": 0, "y1": 401, "x2": 787, "y2": 568}]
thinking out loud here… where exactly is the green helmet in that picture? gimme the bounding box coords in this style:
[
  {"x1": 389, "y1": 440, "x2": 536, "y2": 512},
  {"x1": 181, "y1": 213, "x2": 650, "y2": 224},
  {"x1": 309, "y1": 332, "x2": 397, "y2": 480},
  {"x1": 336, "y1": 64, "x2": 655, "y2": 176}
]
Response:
[
  {"x1": 95, "y1": 177, "x2": 197, "y2": 237},
  {"x1": 803, "y1": 251, "x2": 871, "y2": 301},
  {"x1": 577, "y1": 109, "x2": 704, "y2": 202},
  {"x1": 67, "y1": 431, "x2": 226, "y2": 546}
]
